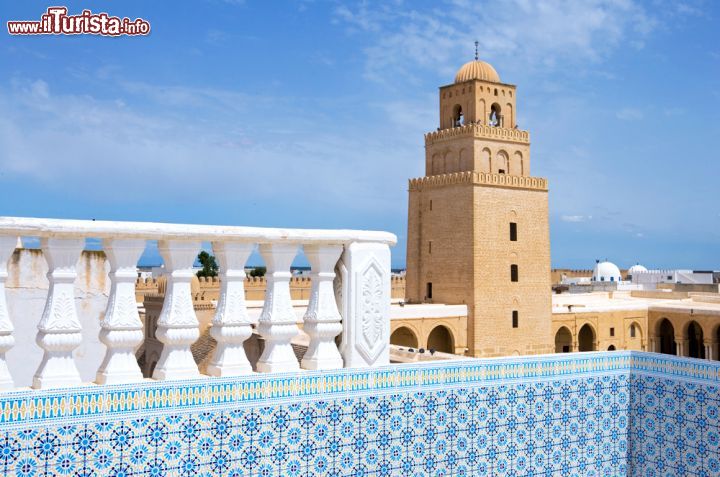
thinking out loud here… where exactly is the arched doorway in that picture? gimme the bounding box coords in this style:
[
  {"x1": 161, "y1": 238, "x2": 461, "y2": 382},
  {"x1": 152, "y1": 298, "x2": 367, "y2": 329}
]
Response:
[
  {"x1": 578, "y1": 324, "x2": 596, "y2": 352},
  {"x1": 554, "y1": 327, "x2": 572, "y2": 353},
  {"x1": 608, "y1": 345, "x2": 616, "y2": 351},
  {"x1": 427, "y1": 325, "x2": 454, "y2": 354},
  {"x1": 390, "y1": 326, "x2": 419, "y2": 349},
  {"x1": 687, "y1": 321, "x2": 705, "y2": 359},
  {"x1": 658, "y1": 319, "x2": 676, "y2": 355}
]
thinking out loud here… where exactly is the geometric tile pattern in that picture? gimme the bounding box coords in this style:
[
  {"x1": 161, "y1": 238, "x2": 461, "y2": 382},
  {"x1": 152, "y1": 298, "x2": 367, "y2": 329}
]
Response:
[
  {"x1": 0, "y1": 351, "x2": 716, "y2": 476},
  {"x1": 629, "y1": 374, "x2": 720, "y2": 477},
  {"x1": 0, "y1": 353, "x2": 634, "y2": 428}
]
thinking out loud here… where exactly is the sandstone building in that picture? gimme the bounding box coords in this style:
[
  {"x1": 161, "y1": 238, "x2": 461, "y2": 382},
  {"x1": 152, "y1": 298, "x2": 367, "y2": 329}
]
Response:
[{"x1": 405, "y1": 58, "x2": 552, "y2": 357}]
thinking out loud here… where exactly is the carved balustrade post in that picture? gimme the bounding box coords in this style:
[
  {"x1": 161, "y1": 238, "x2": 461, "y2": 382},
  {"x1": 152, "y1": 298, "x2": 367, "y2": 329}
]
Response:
[
  {"x1": 95, "y1": 239, "x2": 146, "y2": 384},
  {"x1": 337, "y1": 242, "x2": 391, "y2": 368},
  {"x1": 256, "y1": 243, "x2": 300, "y2": 373},
  {"x1": 0, "y1": 236, "x2": 18, "y2": 390},
  {"x1": 301, "y1": 244, "x2": 343, "y2": 370},
  {"x1": 33, "y1": 238, "x2": 84, "y2": 389},
  {"x1": 207, "y1": 242, "x2": 254, "y2": 376},
  {"x1": 152, "y1": 240, "x2": 201, "y2": 380}
]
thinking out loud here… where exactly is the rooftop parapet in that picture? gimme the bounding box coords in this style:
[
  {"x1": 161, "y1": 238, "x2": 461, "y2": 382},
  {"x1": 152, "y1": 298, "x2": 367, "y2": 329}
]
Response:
[
  {"x1": 424, "y1": 123, "x2": 530, "y2": 145},
  {"x1": 409, "y1": 171, "x2": 548, "y2": 191},
  {"x1": 0, "y1": 216, "x2": 396, "y2": 391}
]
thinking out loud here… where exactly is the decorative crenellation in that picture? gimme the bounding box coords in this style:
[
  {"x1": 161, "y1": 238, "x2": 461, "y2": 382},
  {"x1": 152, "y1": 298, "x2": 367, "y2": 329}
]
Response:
[
  {"x1": 425, "y1": 123, "x2": 530, "y2": 145},
  {"x1": 409, "y1": 170, "x2": 547, "y2": 191}
]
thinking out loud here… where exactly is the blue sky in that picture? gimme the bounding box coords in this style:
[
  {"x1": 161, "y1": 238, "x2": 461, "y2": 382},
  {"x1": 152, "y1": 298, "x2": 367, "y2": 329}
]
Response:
[{"x1": 0, "y1": 0, "x2": 718, "y2": 269}]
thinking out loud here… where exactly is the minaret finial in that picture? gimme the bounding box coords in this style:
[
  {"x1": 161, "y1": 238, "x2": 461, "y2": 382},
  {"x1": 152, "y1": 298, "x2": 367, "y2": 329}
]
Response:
[{"x1": 474, "y1": 40, "x2": 479, "y2": 61}]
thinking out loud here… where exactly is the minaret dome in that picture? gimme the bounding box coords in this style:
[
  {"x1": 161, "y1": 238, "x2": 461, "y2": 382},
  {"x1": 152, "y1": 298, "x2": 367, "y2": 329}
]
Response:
[{"x1": 454, "y1": 59, "x2": 500, "y2": 84}]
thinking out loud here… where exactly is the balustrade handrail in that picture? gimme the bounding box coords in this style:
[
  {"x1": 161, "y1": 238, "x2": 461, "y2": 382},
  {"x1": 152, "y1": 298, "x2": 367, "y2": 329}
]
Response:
[
  {"x1": 0, "y1": 216, "x2": 395, "y2": 391},
  {"x1": 0, "y1": 216, "x2": 397, "y2": 245}
]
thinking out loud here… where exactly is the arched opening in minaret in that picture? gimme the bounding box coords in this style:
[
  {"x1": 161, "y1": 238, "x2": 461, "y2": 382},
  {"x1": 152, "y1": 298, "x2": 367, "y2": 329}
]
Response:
[
  {"x1": 489, "y1": 103, "x2": 502, "y2": 127},
  {"x1": 452, "y1": 104, "x2": 464, "y2": 127}
]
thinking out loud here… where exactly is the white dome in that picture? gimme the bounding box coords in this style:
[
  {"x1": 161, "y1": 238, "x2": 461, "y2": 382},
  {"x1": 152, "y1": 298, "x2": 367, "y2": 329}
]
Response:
[
  {"x1": 628, "y1": 264, "x2": 647, "y2": 275},
  {"x1": 592, "y1": 260, "x2": 622, "y2": 283}
]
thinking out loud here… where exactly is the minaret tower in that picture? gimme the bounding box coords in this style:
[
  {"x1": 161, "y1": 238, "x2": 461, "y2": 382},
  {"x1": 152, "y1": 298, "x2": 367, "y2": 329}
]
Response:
[{"x1": 405, "y1": 53, "x2": 551, "y2": 357}]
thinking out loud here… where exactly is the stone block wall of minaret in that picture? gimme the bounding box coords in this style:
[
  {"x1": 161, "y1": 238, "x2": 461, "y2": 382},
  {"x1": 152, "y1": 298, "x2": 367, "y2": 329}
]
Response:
[{"x1": 406, "y1": 61, "x2": 552, "y2": 357}]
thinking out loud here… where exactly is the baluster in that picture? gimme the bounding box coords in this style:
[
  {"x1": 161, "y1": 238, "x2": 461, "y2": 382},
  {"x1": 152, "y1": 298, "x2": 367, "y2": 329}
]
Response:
[
  {"x1": 338, "y1": 242, "x2": 391, "y2": 368},
  {"x1": 152, "y1": 240, "x2": 201, "y2": 380},
  {"x1": 206, "y1": 242, "x2": 254, "y2": 376},
  {"x1": 256, "y1": 243, "x2": 299, "y2": 373},
  {"x1": 301, "y1": 244, "x2": 343, "y2": 370},
  {"x1": 0, "y1": 236, "x2": 18, "y2": 390},
  {"x1": 95, "y1": 239, "x2": 146, "y2": 384},
  {"x1": 33, "y1": 238, "x2": 84, "y2": 389}
]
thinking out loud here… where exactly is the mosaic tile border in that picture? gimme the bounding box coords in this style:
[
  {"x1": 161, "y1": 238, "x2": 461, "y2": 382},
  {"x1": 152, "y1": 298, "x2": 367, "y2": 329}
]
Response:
[
  {"x1": 1, "y1": 350, "x2": 717, "y2": 430},
  {"x1": 0, "y1": 352, "x2": 635, "y2": 429}
]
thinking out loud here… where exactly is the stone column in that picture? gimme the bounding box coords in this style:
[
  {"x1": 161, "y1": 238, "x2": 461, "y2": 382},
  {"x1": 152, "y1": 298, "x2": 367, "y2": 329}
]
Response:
[
  {"x1": 256, "y1": 244, "x2": 300, "y2": 373},
  {"x1": 206, "y1": 242, "x2": 254, "y2": 377},
  {"x1": 571, "y1": 341, "x2": 579, "y2": 352},
  {"x1": 647, "y1": 337, "x2": 655, "y2": 353},
  {"x1": 675, "y1": 337, "x2": 687, "y2": 357},
  {"x1": 703, "y1": 340, "x2": 713, "y2": 361},
  {"x1": 711, "y1": 341, "x2": 719, "y2": 361},
  {"x1": 301, "y1": 244, "x2": 343, "y2": 370},
  {"x1": 33, "y1": 238, "x2": 84, "y2": 389},
  {"x1": 337, "y1": 242, "x2": 391, "y2": 368},
  {"x1": 0, "y1": 236, "x2": 18, "y2": 390},
  {"x1": 96, "y1": 239, "x2": 146, "y2": 384},
  {"x1": 152, "y1": 240, "x2": 201, "y2": 380}
]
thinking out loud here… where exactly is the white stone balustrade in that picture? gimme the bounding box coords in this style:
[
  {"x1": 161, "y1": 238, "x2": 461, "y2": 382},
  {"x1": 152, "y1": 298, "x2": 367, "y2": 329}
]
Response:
[
  {"x1": 0, "y1": 216, "x2": 396, "y2": 390},
  {"x1": 153, "y1": 240, "x2": 202, "y2": 380},
  {"x1": 33, "y1": 238, "x2": 85, "y2": 389},
  {"x1": 96, "y1": 239, "x2": 146, "y2": 384},
  {"x1": 301, "y1": 244, "x2": 344, "y2": 370},
  {"x1": 0, "y1": 236, "x2": 18, "y2": 390},
  {"x1": 207, "y1": 242, "x2": 254, "y2": 377},
  {"x1": 256, "y1": 244, "x2": 300, "y2": 373}
]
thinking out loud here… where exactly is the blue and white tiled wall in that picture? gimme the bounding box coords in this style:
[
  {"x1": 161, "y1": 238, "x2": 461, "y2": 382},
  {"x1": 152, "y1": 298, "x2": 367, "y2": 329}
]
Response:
[{"x1": 0, "y1": 352, "x2": 715, "y2": 476}]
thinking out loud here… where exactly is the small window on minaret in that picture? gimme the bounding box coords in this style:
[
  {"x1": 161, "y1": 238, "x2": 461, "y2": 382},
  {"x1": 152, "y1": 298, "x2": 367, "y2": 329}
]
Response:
[
  {"x1": 426, "y1": 282, "x2": 433, "y2": 300},
  {"x1": 511, "y1": 264, "x2": 519, "y2": 282},
  {"x1": 428, "y1": 241, "x2": 432, "y2": 254},
  {"x1": 490, "y1": 103, "x2": 502, "y2": 127},
  {"x1": 429, "y1": 200, "x2": 433, "y2": 211},
  {"x1": 510, "y1": 222, "x2": 517, "y2": 241},
  {"x1": 453, "y1": 104, "x2": 464, "y2": 127},
  {"x1": 512, "y1": 311, "x2": 519, "y2": 328}
]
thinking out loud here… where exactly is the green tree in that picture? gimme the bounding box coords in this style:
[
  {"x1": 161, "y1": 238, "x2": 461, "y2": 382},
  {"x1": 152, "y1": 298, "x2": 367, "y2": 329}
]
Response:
[
  {"x1": 196, "y1": 251, "x2": 219, "y2": 278},
  {"x1": 249, "y1": 266, "x2": 266, "y2": 277}
]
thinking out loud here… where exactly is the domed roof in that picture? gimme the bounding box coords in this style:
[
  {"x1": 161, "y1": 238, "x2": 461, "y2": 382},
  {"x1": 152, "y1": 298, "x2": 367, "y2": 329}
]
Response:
[
  {"x1": 627, "y1": 264, "x2": 648, "y2": 275},
  {"x1": 592, "y1": 260, "x2": 622, "y2": 283},
  {"x1": 454, "y1": 60, "x2": 500, "y2": 84}
]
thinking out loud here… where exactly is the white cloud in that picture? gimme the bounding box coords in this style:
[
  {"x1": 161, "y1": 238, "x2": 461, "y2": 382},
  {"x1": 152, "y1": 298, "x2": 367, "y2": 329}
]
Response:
[
  {"x1": 616, "y1": 107, "x2": 644, "y2": 121},
  {"x1": 561, "y1": 215, "x2": 592, "y2": 222},
  {"x1": 29, "y1": 79, "x2": 49, "y2": 99},
  {"x1": 0, "y1": 77, "x2": 412, "y2": 218},
  {"x1": 334, "y1": 0, "x2": 659, "y2": 84}
]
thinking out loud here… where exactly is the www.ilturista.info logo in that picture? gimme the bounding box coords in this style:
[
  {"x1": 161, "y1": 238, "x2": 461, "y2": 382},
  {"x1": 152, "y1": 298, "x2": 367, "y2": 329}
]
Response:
[{"x1": 7, "y1": 7, "x2": 150, "y2": 36}]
